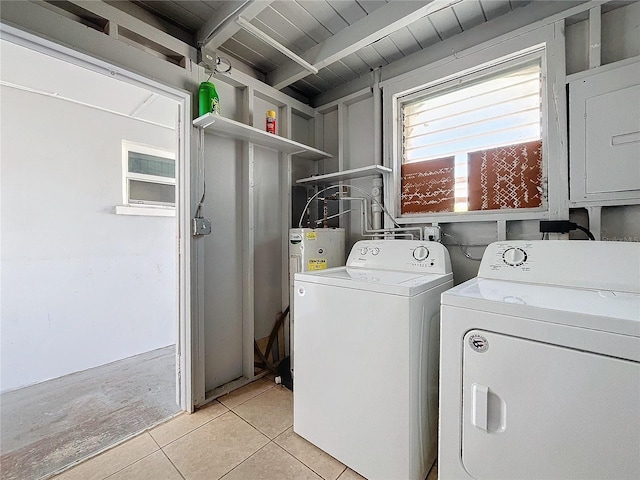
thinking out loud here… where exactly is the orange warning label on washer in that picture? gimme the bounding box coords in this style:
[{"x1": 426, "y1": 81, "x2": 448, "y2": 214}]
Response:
[{"x1": 307, "y1": 259, "x2": 327, "y2": 271}]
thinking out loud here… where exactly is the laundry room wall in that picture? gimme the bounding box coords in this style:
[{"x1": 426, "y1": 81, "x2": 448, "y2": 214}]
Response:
[
  {"x1": 564, "y1": 1, "x2": 640, "y2": 245},
  {"x1": 200, "y1": 79, "x2": 244, "y2": 391},
  {"x1": 318, "y1": 1, "x2": 640, "y2": 285},
  {"x1": 200, "y1": 77, "x2": 313, "y2": 392},
  {"x1": 0, "y1": 85, "x2": 177, "y2": 393}
]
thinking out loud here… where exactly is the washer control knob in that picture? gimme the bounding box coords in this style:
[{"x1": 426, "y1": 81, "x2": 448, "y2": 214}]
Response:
[
  {"x1": 360, "y1": 247, "x2": 368, "y2": 255},
  {"x1": 502, "y1": 247, "x2": 527, "y2": 266},
  {"x1": 413, "y1": 246, "x2": 429, "y2": 261},
  {"x1": 371, "y1": 247, "x2": 380, "y2": 256}
]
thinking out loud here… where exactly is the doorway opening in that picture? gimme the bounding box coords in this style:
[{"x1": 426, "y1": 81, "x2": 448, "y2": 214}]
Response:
[{"x1": 0, "y1": 27, "x2": 191, "y2": 479}]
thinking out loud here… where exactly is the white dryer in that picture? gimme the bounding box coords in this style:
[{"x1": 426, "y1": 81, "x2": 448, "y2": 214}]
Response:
[
  {"x1": 439, "y1": 240, "x2": 640, "y2": 480},
  {"x1": 294, "y1": 239, "x2": 453, "y2": 480}
]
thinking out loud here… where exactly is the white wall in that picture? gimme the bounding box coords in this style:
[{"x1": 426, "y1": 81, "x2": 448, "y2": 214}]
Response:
[
  {"x1": 0, "y1": 87, "x2": 177, "y2": 392},
  {"x1": 346, "y1": 99, "x2": 375, "y2": 252}
]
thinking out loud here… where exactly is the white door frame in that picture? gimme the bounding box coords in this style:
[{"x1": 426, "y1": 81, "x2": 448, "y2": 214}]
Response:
[{"x1": 0, "y1": 23, "x2": 194, "y2": 412}]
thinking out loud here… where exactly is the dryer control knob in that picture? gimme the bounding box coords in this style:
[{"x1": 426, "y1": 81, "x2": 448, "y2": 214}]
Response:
[
  {"x1": 371, "y1": 248, "x2": 380, "y2": 255},
  {"x1": 502, "y1": 247, "x2": 527, "y2": 266},
  {"x1": 360, "y1": 247, "x2": 368, "y2": 255},
  {"x1": 413, "y1": 246, "x2": 429, "y2": 261}
]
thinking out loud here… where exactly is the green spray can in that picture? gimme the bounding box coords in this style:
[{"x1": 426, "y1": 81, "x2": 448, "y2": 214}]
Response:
[{"x1": 198, "y1": 81, "x2": 220, "y2": 116}]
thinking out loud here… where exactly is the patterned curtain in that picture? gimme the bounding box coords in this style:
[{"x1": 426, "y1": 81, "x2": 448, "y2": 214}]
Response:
[
  {"x1": 401, "y1": 157, "x2": 455, "y2": 214},
  {"x1": 467, "y1": 140, "x2": 543, "y2": 211}
]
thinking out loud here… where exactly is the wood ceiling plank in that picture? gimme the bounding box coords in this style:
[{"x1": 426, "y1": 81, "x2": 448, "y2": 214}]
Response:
[
  {"x1": 232, "y1": 29, "x2": 293, "y2": 66},
  {"x1": 178, "y1": 1, "x2": 217, "y2": 22},
  {"x1": 324, "y1": 60, "x2": 359, "y2": 82},
  {"x1": 371, "y1": 36, "x2": 404, "y2": 65},
  {"x1": 316, "y1": 66, "x2": 347, "y2": 87},
  {"x1": 339, "y1": 51, "x2": 371, "y2": 75},
  {"x1": 297, "y1": 0, "x2": 350, "y2": 34},
  {"x1": 251, "y1": 17, "x2": 308, "y2": 54},
  {"x1": 356, "y1": 44, "x2": 387, "y2": 69},
  {"x1": 197, "y1": 0, "x2": 273, "y2": 49},
  {"x1": 270, "y1": 1, "x2": 332, "y2": 44},
  {"x1": 453, "y1": 0, "x2": 486, "y2": 31},
  {"x1": 388, "y1": 27, "x2": 423, "y2": 58},
  {"x1": 266, "y1": 1, "x2": 461, "y2": 89},
  {"x1": 152, "y1": 0, "x2": 204, "y2": 30},
  {"x1": 256, "y1": 4, "x2": 321, "y2": 49},
  {"x1": 428, "y1": 6, "x2": 463, "y2": 40},
  {"x1": 480, "y1": 0, "x2": 512, "y2": 21},
  {"x1": 406, "y1": 15, "x2": 441, "y2": 49},
  {"x1": 326, "y1": 0, "x2": 368, "y2": 25},
  {"x1": 356, "y1": 0, "x2": 388, "y2": 15},
  {"x1": 219, "y1": 37, "x2": 279, "y2": 73}
]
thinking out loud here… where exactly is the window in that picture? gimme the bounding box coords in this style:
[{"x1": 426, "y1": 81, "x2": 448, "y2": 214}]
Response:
[
  {"x1": 399, "y1": 58, "x2": 544, "y2": 216},
  {"x1": 122, "y1": 142, "x2": 175, "y2": 208}
]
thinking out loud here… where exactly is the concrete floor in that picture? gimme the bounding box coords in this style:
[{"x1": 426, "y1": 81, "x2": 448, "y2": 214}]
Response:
[{"x1": 0, "y1": 346, "x2": 180, "y2": 480}]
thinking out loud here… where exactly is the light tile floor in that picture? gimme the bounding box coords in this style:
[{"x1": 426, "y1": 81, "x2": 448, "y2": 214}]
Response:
[{"x1": 51, "y1": 379, "x2": 438, "y2": 480}]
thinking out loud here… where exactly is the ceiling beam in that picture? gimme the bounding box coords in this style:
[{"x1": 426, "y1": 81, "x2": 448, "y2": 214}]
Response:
[
  {"x1": 311, "y1": 0, "x2": 596, "y2": 107},
  {"x1": 266, "y1": 0, "x2": 463, "y2": 90},
  {"x1": 196, "y1": 0, "x2": 274, "y2": 50}
]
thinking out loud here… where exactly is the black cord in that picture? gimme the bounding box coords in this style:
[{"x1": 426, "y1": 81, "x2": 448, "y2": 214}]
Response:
[
  {"x1": 575, "y1": 225, "x2": 595, "y2": 241},
  {"x1": 539, "y1": 221, "x2": 595, "y2": 240}
]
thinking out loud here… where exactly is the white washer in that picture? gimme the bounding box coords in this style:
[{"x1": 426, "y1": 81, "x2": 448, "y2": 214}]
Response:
[
  {"x1": 439, "y1": 240, "x2": 640, "y2": 480},
  {"x1": 294, "y1": 239, "x2": 453, "y2": 480}
]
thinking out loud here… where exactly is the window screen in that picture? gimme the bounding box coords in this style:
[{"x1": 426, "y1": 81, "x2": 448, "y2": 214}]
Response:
[
  {"x1": 123, "y1": 143, "x2": 175, "y2": 207},
  {"x1": 128, "y1": 180, "x2": 175, "y2": 205},
  {"x1": 400, "y1": 61, "x2": 543, "y2": 214},
  {"x1": 128, "y1": 151, "x2": 175, "y2": 178}
]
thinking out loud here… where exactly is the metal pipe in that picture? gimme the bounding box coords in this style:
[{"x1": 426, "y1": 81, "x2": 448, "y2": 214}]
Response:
[
  {"x1": 342, "y1": 197, "x2": 423, "y2": 240},
  {"x1": 371, "y1": 67, "x2": 383, "y2": 233}
]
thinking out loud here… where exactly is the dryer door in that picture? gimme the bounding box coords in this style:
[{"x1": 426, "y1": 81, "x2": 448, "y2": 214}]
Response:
[{"x1": 461, "y1": 329, "x2": 640, "y2": 480}]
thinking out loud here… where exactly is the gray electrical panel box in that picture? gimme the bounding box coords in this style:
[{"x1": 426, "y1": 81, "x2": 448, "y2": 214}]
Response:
[{"x1": 192, "y1": 217, "x2": 212, "y2": 236}]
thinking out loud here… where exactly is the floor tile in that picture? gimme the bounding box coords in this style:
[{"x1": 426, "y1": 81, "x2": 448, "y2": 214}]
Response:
[
  {"x1": 275, "y1": 427, "x2": 346, "y2": 480},
  {"x1": 220, "y1": 442, "x2": 322, "y2": 480},
  {"x1": 150, "y1": 400, "x2": 228, "y2": 446},
  {"x1": 162, "y1": 411, "x2": 269, "y2": 480},
  {"x1": 337, "y1": 468, "x2": 367, "y2": 480},
  {"x1": 217, "y1": 378, "x2": 276, "y2": 409},
  {"x1": 232, "y1": 385, "x2": 292, "y2": 439},
  {"x1": 52, "y1": 432, "x2": 159, "y2": 480},
  {"x1": 106, "y1": 450, "x2": 183, "y2": 480}
]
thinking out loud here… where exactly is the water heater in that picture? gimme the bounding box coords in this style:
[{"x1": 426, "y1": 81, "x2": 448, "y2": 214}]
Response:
[{"x1": 288, "y1": 228, "x2": 345, "y2": 380}]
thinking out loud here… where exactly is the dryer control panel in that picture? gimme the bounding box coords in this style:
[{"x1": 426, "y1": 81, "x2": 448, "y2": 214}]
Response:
[
  {"x1": 346, "y1": 240, "x2": 452, "y2": 274},
  {"x1": 478, "y1": 240, "x2": 640, "y2": 293}
]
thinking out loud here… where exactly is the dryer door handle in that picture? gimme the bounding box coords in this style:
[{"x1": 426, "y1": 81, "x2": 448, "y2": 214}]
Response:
[{"x1": 472, "y1": 384, "x2": 489, "y2": 431}]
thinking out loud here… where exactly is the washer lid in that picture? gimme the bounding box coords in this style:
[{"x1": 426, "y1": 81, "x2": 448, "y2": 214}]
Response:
[
  {"x1": 442, "y1": 278, "x2": 640, "y2": 337},
  {"x1": 295, "y1": 266, "x2": 452, "y2": 296}
]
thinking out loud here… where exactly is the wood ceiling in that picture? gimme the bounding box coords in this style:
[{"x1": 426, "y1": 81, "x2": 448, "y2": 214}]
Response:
[{"x1": 130, "y1": 0, "x2": 533, "y2": 100}]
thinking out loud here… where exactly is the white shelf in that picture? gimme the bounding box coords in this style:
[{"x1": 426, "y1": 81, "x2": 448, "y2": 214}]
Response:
[
  {"x1": 193, "y1": 113, "x2": 332, "y2": 160},
  {"x1": 296, "y1": 165, "x2": 392, "y2": 184}
]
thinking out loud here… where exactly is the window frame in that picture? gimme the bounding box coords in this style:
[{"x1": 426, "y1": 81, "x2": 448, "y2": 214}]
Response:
[
  {"x1": 399, "y1": 52, "x2": 545, "y2": 216},
  {"x1": 121, "y1": 140, "x2": 176, "y2": 212},
  {"x1": 382, "y1": 23, "x2": 568, "y2": 224}
]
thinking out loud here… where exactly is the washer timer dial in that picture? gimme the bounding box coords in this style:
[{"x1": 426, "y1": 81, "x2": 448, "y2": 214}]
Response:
[
  {"x1": 502, "y1": 247, "x2": 527, "y2": 266},
  {"x1": 413, "y1": 246, "x2": 430, "y2": 262}
]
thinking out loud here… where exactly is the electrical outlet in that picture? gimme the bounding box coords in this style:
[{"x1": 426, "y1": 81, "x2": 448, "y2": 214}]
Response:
[
  {"x1": 192, "y1": 217, "x2": 212, "y2": 236},
  {"x1": 424, "y1": 226, "x2": 441, "y2": 242}
]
